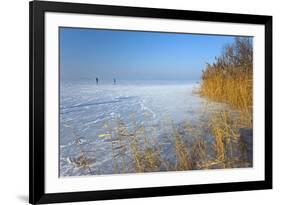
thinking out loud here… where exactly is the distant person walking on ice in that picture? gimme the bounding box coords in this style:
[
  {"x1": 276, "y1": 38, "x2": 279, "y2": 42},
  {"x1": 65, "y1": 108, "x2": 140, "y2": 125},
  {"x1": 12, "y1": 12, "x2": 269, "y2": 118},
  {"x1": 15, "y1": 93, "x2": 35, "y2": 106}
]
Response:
[
  {"x1": 96, "y1": 77, "x2": 99, "y2": 85},
  {"x1": 113, "y1": 78, "x2": 116, "y2": 85}
]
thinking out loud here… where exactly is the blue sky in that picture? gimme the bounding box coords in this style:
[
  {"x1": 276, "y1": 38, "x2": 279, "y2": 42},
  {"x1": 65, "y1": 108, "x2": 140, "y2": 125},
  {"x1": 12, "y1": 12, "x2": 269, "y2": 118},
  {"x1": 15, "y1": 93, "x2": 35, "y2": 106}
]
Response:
[{"x1": 60, "y1": 27, "x2": 236, "y2": 81}]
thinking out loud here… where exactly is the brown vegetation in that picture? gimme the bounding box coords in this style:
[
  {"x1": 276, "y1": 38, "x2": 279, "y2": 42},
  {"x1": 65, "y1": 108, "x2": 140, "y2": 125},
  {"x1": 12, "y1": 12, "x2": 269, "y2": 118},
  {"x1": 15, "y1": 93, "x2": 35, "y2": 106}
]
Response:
[
  {"x1": 200, "y1": 37, "x2": 253, "y2": 115},
  {"x1": 70, "y1": 109, "x2": 251, "y2": 175}
]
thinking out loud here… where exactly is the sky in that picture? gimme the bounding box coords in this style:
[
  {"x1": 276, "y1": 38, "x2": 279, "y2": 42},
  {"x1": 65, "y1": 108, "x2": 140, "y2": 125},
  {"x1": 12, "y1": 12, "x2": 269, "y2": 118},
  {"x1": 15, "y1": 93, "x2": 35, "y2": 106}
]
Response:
[{"x1": 60, "y1": 27, "x2": 236, "y2": 82}]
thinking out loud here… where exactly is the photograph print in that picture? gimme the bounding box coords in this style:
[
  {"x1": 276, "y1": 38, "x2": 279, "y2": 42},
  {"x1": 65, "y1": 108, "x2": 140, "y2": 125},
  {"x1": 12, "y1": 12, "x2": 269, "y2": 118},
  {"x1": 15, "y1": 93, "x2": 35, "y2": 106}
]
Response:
[{"x1": 59, "y1": 27, "x2": 253, "y2": 177}]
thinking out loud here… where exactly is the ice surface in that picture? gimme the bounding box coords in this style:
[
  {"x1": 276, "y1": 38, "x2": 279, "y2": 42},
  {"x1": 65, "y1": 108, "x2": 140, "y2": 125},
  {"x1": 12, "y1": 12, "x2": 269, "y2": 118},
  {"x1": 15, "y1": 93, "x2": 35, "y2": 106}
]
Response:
[{"x1": 59, "y1": 80, "x2": 225, "y2": 176}]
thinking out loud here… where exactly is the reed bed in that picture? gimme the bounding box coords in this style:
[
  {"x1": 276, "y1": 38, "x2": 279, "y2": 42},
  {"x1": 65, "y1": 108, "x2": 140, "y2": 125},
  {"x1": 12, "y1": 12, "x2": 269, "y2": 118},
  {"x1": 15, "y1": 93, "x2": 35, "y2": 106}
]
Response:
[
  {"x1": 200, "y1": 37, "x2": 253, "y2": 116},
  {"x1": 71, "y1": 108, "x2": 251, "y2": 175}
]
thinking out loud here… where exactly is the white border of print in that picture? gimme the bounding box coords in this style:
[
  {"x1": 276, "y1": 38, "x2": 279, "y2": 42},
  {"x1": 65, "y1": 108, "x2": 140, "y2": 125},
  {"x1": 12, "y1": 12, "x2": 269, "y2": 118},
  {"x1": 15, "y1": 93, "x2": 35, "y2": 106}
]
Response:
[{"x1": 45, "y1": 12, "x2": 265, "y2": 194}]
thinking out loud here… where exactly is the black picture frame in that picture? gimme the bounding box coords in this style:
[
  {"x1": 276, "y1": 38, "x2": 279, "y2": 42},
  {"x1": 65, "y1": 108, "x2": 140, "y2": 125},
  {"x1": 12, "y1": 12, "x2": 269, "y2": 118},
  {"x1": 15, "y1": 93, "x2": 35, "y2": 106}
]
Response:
[{"x1": 29, "y1": 0, "x2": 272, "y2": 204}]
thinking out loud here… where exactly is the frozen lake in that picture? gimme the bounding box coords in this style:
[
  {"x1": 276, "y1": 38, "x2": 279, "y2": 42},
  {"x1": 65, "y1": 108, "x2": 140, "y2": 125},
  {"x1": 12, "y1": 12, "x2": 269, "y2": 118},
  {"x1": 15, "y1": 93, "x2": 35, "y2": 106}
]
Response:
[{"x1": 59, "y1": 80, "x2": 231, "y2": 176}]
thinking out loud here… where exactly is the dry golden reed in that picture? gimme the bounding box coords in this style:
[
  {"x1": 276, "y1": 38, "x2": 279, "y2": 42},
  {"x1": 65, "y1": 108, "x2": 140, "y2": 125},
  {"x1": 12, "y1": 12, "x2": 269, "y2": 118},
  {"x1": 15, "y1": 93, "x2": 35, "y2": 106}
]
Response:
[{"x1": 200, "y1": 37, "x2": 253, "y2": 114}]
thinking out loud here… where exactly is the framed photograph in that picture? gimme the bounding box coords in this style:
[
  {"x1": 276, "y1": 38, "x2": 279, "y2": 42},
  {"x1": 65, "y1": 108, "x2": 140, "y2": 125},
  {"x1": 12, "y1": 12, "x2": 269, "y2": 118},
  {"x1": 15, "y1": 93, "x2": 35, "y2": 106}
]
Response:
[{"x1": 29, "y1": 0, "x2": 272, "y2": 204}]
